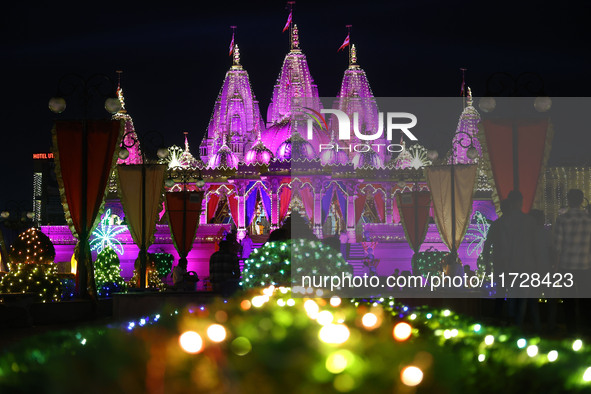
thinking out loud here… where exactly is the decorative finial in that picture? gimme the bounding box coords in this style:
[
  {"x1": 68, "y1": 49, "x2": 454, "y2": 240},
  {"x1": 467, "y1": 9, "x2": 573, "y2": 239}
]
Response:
[
  {"x1": 184, "y1": 131, "x2": 190, "y2": 152},
  {"x1": 233, "y1": 44, "x2": 241, "y2": 67},
  {"x1": 115, "y1": 70, "x2": 126, "y2": 112},
  {"x1": 350, "y1": 44, "x2": 357, "y2": 66},
  {"x1": 467, "y1": 87, "x2": 473, "y2": 107},
  {"x1": 291, "y1": 24, "x2": 300, "y2": 50}
]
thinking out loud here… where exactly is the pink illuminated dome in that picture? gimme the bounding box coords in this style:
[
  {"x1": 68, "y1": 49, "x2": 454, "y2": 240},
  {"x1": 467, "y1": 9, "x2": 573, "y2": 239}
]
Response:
[
  {"x1": 244, "y1": 140, "x2": 274, "y2": 165},
  {"x1": 320, "y1": 132, "x2": 349, "y2": 166},
  {"x1": 352, "y1": 148, "x2": 384, "y2": 169},
  {"x1": 207, "y1": 143, "x2": 239, "y2": 169},
  {"x1": 276, "y1": 131, "x2": 316, "y2": 161}
]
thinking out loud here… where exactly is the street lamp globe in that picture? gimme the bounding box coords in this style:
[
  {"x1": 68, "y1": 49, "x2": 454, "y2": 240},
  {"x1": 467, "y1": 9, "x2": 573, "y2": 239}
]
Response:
[
  {"x1": 466, "y1": 147, "x2": 479, "y2": 160},
  {"x1": 0, "y1": 211, "x2": 9, "y2": 219},
  {"x1": 157, "y1": 148, "x2": 169, "y2": 159},
  {"x1": 118, "y1": 147, "x2": 130, "y2": 160},
  {"x1": 478, "y1": 97, "x2": 496, "y2": 113},
  {"x1": 105, "y1": 97, "x2": 122, "y2": 114},
  {"x1": 48, "y1": 97, "x2": 67, "y2": 114},
  {"x1": 427, "y1": 149, "x2": 439, "y2": 161},
  {"x1": 534, "y1": 96, "x2": 552, "y2": 112},
  {"x1": 196, "y1": 177, "x2": 206, "y2": 188}
]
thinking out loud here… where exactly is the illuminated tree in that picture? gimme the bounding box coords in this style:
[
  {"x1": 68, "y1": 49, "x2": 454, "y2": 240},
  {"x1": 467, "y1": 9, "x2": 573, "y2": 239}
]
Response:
[{"x1": 94, "y1": 247, "x2": 126, "y2": 297}]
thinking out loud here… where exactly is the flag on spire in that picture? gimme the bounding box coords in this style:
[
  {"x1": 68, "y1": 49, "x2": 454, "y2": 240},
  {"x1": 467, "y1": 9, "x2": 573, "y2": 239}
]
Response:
[
  {"x1": 283, "y1": 10, "x2": 292, "y2": 32},
  {"x1": 338, "y1": 33, "x2": 350, "y2": 52},
  {"x1": 229, "y1": 27, "x2": 236, "y2": 56}
]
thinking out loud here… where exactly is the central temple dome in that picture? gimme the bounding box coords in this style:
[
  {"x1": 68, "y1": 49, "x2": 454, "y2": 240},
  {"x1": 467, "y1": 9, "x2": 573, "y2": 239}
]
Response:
[
  {"x1": 207, "y1": 143, "x2": 239, "y2": 169},
  {"x1": 276, "y1": 130, "x2": 316, "y2": 161},
  {"x1": 244, "y1": 139, "x2": 274, "y2": 165}
]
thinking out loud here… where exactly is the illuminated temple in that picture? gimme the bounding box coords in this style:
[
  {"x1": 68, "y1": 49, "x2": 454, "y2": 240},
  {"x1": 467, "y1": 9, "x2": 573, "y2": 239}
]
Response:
[{"x1": 38, "y1": 24, "x2": 591, "y2": 282}]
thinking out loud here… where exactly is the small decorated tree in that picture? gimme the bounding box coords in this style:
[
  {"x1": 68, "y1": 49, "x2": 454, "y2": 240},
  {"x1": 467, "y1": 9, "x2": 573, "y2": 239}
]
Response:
[
  {"x1": 0, "y1": 227, "x2": 61, "y2": 302},
  {"x1": 8, "y1": 227, "x2": 55, "y2": 266},
  {"x1": 94, "y1": 247, "x2": 126, "y2": 297}
]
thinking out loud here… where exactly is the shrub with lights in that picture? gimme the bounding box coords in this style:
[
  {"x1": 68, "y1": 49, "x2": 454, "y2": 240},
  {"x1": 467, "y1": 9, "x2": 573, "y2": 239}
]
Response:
[
  {"x1": 242, "y1": 239, "x2": 352, "y2": 289},
  {"x1": 128, "y1": 256, "x2": 166, "y2": 291},
  {"x1": 0, "y1": 227, "x2": 61, "y2": 302},
  {"x1": 0, "y1": 263, "x2": 62, "y2": 302},
  {"x1": 8, "y1": 227, "x2": 55, "y2": 266},
  {"x1": 94, "y1": 247, "x2": 126, "y2": 297},
  {"x1": 411, "y1": 248, "x2": 447, "y2": 277},
  {"x1": 4, "y1": 286, "x2": 591, "y2": 392},
  {"x1": 150, "y1": 252, "x2": 174, "y2": 278}
]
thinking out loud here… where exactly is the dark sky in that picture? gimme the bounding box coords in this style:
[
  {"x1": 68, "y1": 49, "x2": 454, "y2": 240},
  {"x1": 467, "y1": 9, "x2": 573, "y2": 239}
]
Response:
[{"x1": 1, "y1": 0, "x2": 590, "y2": 209}]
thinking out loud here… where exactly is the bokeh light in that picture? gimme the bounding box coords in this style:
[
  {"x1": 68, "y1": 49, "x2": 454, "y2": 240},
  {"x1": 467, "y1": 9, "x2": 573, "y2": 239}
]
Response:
[
  {"x1": 393, "y1": 322, "x2": 412, "y2": 341},
  {"x1": 319, "y1": 324, "x2": 350, "y2": 344},
  {"x1": 179, "y1": 331, "x2": 203, "y2": 354},
  {"x1": 207, "y1": 324, "x2": 227, "y2": 343},
  {"x1": 401, "y1": 366, "x2": 423, "y2": 387}
]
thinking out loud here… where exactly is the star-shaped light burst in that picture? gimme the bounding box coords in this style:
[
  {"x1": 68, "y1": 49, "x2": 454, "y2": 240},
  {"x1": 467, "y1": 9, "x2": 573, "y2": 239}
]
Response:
[
  {"x1": 466, "y1": 211, "x2": 490, "y2": 256},
  {"x1": 90, "y1": 209, "x2": 126, "y2": 255}
]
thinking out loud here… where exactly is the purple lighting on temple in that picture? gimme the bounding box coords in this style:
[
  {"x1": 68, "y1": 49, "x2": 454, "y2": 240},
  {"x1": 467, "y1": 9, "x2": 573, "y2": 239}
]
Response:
[
  {"x1": 264, "y1": 24, "x2": 325, "y2": 154},
  {"x1": 200, "y1": 43, "x2": 265, "y2": 166}
]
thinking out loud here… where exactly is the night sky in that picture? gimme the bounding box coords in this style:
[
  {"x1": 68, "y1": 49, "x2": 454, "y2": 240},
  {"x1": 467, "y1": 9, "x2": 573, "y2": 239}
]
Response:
[{"x1": 1, "y1": 0, "x2": 590, "y2": 209}]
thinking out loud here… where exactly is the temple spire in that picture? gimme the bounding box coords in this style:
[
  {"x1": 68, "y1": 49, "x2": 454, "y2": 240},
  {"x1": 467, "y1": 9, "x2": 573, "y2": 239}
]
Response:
[
  {"x1": 291, "y1": 24, "x2": 300, "y2": 51},
  {"x1": 467, "y1": 87, "x2": 473, "y2": 107}
]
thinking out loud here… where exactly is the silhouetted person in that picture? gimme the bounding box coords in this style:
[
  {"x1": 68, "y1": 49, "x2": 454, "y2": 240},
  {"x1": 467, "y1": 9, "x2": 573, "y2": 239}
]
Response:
[
  {"x1": 172, "y1": 257, "x2": 199, "y2": 291},
  {"x1": 530, "y1": 209, "x2": 557, "y2": 333},
  {"x1": 482, "y1": 199, "x2": 512, "y2": 275},
  {"x1": 554, "y1": 189, "x2": 591, "y2": 334},
  {"x1": 241, "y1": 232, "x2": 254, "y2": 260},
  {"x1": 496, "y1": 191, "x2": 539, "y2": 330},
  {"x1": 209, "y1": 240, "x2": 240, "y2": 296}
]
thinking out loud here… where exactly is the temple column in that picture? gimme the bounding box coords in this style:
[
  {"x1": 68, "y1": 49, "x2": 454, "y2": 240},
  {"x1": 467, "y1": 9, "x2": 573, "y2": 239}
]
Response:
[
  {"x1": 200, "y1": 192, "x2": 207, "y2": 225},
  {"x1": 313, "y1": 179, "x2": 324, "y2": 239},
  {"x1": 269, "y1": 178, "x2": 280, "y2": 230},
  {"x1": 346, "y1": 193, "x2": 357, "y2": 243},
  {"x1": 385, "y1": 184, "x2": 394, "y2": 224},
  {"x1": 232, "y1": 180, "x2": 248, "y2": 241},
  {"x1": 345, "y1": 181, "x2": 360, "y2": 243}
]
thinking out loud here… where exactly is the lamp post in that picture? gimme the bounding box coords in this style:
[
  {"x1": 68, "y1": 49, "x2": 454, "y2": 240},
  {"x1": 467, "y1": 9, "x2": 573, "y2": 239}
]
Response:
[
  {"x1": 119, "y1": 130, "x2": 168, "y2": 289},
  {"x1": 49, "y1": 73, "x2": 120, "y2": 299}
]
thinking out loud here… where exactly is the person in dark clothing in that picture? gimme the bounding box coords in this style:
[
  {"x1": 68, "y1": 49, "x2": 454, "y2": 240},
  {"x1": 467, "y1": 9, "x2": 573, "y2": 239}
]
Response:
[{"x1": 209, "y1": 240, "x2": 241, "y2": 296}]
